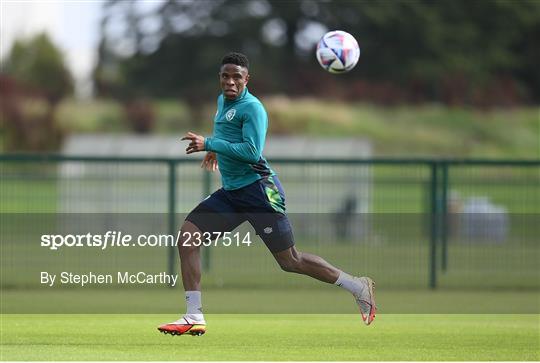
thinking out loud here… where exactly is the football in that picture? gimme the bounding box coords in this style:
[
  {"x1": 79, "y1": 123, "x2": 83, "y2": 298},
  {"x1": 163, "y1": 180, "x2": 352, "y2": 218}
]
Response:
[{"x1": 316, "y1": 30, "x2": 360, "y2": 74}]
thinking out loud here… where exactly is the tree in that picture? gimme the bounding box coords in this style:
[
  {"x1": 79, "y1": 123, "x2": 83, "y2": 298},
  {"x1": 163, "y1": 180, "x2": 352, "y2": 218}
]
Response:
[
  {"x1": 1, "y1": 33, "x2": 73, "y2": 151},
  {"x1": 93, "y1": 0, "x2": 540, "y2": 105},
  {"x1": 4, "y1": 32, "x2": 73, "y2": 106}
]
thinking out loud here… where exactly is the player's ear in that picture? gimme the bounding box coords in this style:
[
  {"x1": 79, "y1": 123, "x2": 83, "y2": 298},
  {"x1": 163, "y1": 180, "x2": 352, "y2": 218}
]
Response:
[{"x1": 245, "y1": 73, "x2": 250, "y2": 84}]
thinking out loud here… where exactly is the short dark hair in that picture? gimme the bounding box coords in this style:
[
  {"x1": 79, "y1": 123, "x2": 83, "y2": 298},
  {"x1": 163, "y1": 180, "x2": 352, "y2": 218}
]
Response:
[{"x1": 221, "y1": 52, "x2": 249, "y2": 69}]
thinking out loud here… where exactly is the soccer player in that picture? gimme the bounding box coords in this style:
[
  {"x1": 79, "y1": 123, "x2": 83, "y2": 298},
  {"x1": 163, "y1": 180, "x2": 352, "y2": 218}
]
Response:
[{"x1": 158, "y1": 52, "x2": 376, "y2": 336}]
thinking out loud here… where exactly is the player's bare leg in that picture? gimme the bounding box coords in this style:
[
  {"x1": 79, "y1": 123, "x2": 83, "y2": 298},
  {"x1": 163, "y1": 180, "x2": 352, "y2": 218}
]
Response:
[
  {"x1": 273, "y1": 246, "x2": 376, "y2": 325},
  {"x1": 273, "y1": 245, "x2": 340, "y2": 283},
  {"x1": 178, "y1": 221, "x2": 202, "y2": 291},
  {"x1": 158, "y1": 221, "x2": 206, "y2": 336}
]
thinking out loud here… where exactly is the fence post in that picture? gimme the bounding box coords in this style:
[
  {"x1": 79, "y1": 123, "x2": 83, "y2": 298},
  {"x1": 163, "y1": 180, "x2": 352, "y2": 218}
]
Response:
[
  {"x1": 202, "y1": 170, "x2": 212, "y2": 271},
  {"x1": 429, "y1": 162, "x2": 438, "y2": 289},
  {"x1": 167, "y1": 161, "x2": 177, "y2": 287},
  {"x1": 441, "y1": 163, "x2": 449, "y2": 272}
]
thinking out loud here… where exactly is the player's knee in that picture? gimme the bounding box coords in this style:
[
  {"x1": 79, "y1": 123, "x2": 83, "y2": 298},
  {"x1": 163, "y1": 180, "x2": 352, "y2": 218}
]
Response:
[
  {"x1": 274, "y1": 247, "x2": 303, "y2": 273},
  {"x1": 277, "y1": 255, "x2": 301, "y2": 273},
  {"x1": 278, "y1": 260, "x2": 292, "y2": 272}
]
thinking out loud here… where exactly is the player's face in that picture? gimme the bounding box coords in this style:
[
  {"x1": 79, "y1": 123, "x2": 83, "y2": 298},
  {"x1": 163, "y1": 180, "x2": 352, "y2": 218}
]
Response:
[{"x1": 219, "y1": 64, "x2": 249, "y2": 100}]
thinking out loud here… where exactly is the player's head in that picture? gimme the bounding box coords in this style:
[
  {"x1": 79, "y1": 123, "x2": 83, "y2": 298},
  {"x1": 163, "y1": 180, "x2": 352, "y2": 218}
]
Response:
[{"x1": 219, "y1": 52, "x2": 250, "y2": 100}]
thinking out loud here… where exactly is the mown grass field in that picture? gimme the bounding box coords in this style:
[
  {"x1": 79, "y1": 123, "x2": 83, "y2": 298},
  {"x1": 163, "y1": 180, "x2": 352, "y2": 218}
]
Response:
[
  {"x1": 2, "y1": 289, "x2": 539, "y2": 360},
  {"x1": 1, "y1": 313, "x2": 538, "y2": 361},
  {"x1": 2, "y1": 288, "x2": 539, "y2": 314}
]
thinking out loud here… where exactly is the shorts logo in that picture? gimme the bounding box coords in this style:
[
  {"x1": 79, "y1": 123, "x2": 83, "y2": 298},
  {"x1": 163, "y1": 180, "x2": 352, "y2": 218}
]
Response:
[
  {"x1": 263, "y1": 227, "x2": 273, "y2": 234},
  {"x1": 226, "y1": 109, "x2": 236, "y2": 121}
]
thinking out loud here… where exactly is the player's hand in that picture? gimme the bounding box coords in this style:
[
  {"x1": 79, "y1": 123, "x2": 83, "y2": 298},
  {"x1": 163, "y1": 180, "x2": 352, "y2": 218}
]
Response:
[
  {"x1": 201, "y1": 152, "x2": 218, "y2": 172},
  {"x1": 181, "y1": 132, "x2": 206, "y2": 154}
]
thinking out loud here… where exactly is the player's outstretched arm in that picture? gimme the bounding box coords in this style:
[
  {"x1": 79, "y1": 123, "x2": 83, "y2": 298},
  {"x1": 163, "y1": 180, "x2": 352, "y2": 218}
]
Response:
[{"x1": 205, "y1": 137, "x2": 260, "y2": 164}]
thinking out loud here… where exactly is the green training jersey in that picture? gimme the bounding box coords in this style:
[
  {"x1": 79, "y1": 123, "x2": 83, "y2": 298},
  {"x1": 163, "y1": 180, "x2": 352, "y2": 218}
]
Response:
[{"x1": 204, "y1": 87, "x2": 274, "y2": 190}]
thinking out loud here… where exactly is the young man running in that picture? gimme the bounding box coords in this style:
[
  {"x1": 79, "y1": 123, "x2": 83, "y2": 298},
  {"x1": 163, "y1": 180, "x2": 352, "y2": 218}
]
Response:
[{"x1": 158, "y1": 52, "x2": 376, "y2": 336}]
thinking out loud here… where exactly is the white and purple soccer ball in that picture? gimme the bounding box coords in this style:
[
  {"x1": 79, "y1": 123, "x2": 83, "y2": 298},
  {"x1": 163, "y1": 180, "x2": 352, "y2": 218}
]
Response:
[{"x1": 316, "y1": 30, "x2": 360, "y2": 74}]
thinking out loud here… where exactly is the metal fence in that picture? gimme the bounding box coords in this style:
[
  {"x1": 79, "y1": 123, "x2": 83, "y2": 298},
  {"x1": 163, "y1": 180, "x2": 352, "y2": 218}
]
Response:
[{"x1": 1, "y1": 154, "x2": 538, "y2": 290}]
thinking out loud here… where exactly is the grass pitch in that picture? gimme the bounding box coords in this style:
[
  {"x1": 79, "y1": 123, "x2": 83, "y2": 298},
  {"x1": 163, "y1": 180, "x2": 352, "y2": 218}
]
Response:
[{"x1": 1, "y1": 314, "x2": 538, "y2": 361}]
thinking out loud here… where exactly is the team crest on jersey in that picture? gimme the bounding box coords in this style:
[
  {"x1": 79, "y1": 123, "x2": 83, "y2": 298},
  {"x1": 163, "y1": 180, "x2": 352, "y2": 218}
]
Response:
[{"x1": 226, "y1": 109, "x2": 236, "y2": 121}]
